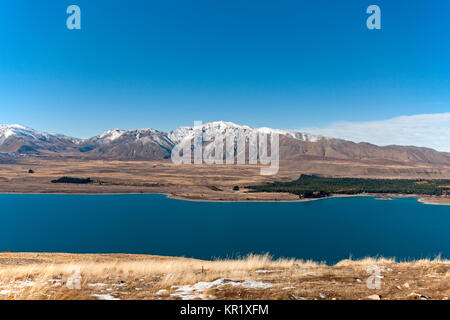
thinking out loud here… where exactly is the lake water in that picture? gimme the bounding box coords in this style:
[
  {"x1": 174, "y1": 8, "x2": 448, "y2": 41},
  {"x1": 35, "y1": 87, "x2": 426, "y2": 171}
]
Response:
[{"x1": 0, "y1": 194, "x2": 448, "y2": 264}]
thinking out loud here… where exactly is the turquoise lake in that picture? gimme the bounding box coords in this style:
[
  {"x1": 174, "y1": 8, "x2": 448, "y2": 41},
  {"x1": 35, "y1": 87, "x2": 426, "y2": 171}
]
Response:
[{"x1": 0, "y1": 194, "x2": 448, "y2": 264}]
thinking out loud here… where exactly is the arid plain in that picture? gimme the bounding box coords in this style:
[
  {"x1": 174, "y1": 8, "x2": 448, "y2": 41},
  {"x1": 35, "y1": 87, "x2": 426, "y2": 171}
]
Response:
[{"x1": 1, "y1": 158, "x2": 450, "y2": 203}]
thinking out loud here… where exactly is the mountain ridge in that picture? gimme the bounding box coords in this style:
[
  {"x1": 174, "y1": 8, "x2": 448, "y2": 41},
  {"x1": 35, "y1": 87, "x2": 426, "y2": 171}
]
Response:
[{"x1": 0, "y1": 122, "x2": 449, "y2": 166}]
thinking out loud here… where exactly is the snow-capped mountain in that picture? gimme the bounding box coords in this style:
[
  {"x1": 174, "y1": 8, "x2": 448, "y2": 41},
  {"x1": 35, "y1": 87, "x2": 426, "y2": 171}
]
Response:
[
  {"x1": 82, "y1": 128, "x2": 174, "y2": 160},
  {"x1": 0, "y1": 121, "x2": 324, "y2": 152},
  {"x1": 0, "y1": 121, "x2": 449, "y2": 166},
  {"x1": 168, "y1": 121, "x2": 323, "y2": 144},
  {"x1": 81, "y1": 121, "x2": 328, "y2": 160},
  {"x1": 88, "y1": 128, "x2": 172, "y2": 147},
  {"x1": 0, "y1": 124, "x2": 78, "y2": 143},
  {"x1": 94, "y1": 129, "x2": 128, "y2": 143},
  {"x1": 0, "y1": 124, "x2": 80, "y2": 155},
  {"x1": 167, "y1": 121, "x2": 326, "y2": 161},
  {"x1": 0, "y1": 124, "x2": 30, "y2": 142}
]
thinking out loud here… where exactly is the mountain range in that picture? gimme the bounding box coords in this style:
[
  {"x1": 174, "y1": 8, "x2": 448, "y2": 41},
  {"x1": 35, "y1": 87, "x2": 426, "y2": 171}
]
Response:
[{"x1": 1, "y1": 122, "x2": 449, "y2": 166}]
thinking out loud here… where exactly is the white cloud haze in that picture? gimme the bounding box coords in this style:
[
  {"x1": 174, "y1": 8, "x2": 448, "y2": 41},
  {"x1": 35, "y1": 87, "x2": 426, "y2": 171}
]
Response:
[{"x1": 301, "y1": 113, "x2": 450, "y2": 152}]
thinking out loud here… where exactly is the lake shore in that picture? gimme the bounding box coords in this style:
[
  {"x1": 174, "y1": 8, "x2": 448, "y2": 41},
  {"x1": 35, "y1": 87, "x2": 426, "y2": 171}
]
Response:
[
  {"x1": 0, "y1": 252, "x2": 448, "y2": 300},
  {"x1": 1, "y1": 190, "x2": 449, "y2": 206},
  {"x1": 1, "y1": 158, "x2": 449, "y2": 205},
  {"x1": 168, "y1": 192, "x2": 450, "y2": 205},
  {"x1": 2, "y1": 187, "x2": 450, "y2": 206}
]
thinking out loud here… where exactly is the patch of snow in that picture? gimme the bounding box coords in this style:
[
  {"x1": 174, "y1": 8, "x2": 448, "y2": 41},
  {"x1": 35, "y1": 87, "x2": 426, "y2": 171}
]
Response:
[
  {"x1": 92, "y1": 293, "x2": 120, "y2": 300},
  {"x1": 255, "y1": 269, "x2": 283, "y2": 274},
  {"x1": 113, "y1": 282, "x2": 128, "y2": 287},
  {"x1": 235, "y1": 280, "x2": 272, "y2": 289},
  {"x1": 97, "y1": 129, "x2": 126, "y2": 142},
  {"x1": 155, "y1": 289, "x2": 168, "y2": 295},
  {"x1": 170, "y1": 278, "x2": 272, "y2": 300},
  {"x1": 14, "y1": 280, "x2": 35, "y2": 288},
  {"x1": 282, "y1": 286, "x2": 296, "y2": 290},
  {"x1": 88, "y1": 283, "x2": 109, "y2": 288},
  {"x1": 0, "y1": 290, "x2": 11, "y2": 295},
  {"x1": 48, "y1": 278, "x2": 63, "y2": 287}
]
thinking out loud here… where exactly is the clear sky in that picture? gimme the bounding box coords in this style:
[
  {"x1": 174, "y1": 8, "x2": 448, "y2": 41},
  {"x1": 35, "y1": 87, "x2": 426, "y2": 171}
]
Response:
[{"x1": 0, "y1": 0, "x2": 449, "y2": 145}]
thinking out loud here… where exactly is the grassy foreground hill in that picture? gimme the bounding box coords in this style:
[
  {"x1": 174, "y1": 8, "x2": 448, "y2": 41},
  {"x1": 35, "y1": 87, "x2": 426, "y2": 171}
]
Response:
[{"x1": 0, "y1": 252, "x2": 448, "y2": 300}]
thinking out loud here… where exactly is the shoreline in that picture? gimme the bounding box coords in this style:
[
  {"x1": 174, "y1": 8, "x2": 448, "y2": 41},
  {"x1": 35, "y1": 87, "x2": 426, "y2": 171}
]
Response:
[
  {"x1": 2, "y1": 158, "x2": 450, "y2": 205},
  {"x1": 1, "y1": 190, "x2": 449, "y2": 205},
  {"x1": 0, "y1": 251, "x2": 447, "y2": 266}
]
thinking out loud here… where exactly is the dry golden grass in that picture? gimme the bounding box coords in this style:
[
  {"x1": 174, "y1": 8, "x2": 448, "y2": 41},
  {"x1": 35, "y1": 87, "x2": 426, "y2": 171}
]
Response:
[{"x1": 0, "y1": 252, "x2": 448, "y2": 300}]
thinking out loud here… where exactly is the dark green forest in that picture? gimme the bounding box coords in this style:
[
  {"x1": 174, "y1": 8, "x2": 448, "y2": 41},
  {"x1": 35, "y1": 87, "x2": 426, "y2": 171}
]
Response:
[
  {"x1": 247, "y1": 175, "x2": 450, "y2": 199},
  {"x1": 51, "y1": 177, "x2": 92, "y2": 184}
]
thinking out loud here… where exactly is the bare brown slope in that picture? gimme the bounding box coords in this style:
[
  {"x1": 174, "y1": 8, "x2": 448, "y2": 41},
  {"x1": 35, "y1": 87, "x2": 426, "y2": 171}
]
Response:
[
  {"x1": 279, "y1": 136, "x2": 450, "y2": 166},
  {"x1": 0, "y1": 135, "x2": 80, "y2": 156}
]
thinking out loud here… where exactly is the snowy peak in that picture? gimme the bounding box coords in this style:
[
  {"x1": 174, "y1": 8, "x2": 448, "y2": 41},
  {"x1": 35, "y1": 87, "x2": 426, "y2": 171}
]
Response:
[
  {"x1": 88, "y1": 127, "x2": 173, "y2": 151},
  {"x1": 96, "y1": 129, "x2": 127, "y2": 143},
  {"x1": 0, "y1": 124, "x2": 81, "y2": 156},
  {"x1": 257, "y1": 128, "x2": 323, "y2": 142},
  {"x1": 92, "y1": 128, "x2": 164, "y2": 140},
  {"x1": 0, "y1": 124, "x2": 39, "y2": 141},
  {"x1": 0, "y1": 124, "x2": 79, "y2": 144},
  {"x1": 168, "y1": 121, "x2": 325, "y2": 144},
  {"x1": 0, "y1": 121, "x2": 326, "y2": 159},
  {"x1": 81, "y1": 127, "x2": 174, "y2": 160},
  {"x1": 0, "y1": 122, "x2": 324, "y2": 146}
]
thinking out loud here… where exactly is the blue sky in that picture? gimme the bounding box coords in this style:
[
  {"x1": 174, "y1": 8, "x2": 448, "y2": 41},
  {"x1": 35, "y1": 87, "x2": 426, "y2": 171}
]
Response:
[{"x1": 0, "y1": 1, "x2": 449, "y2": 144}]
